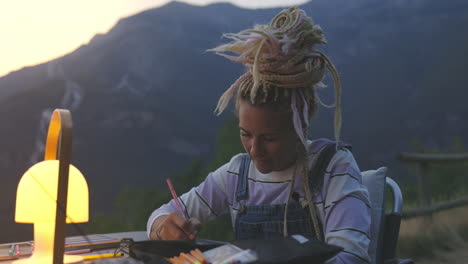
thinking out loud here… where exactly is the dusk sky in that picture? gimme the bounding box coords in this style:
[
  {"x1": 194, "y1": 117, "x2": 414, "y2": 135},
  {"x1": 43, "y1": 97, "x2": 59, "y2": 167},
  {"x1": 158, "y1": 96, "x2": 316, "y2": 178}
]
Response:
[{"x1": 0, "y1": 0, "x2": 307, "y2": 78}]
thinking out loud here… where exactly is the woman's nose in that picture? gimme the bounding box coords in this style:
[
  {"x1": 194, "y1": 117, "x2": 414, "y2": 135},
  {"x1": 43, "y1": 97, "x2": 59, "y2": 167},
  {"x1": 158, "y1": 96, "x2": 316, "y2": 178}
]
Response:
[{"x1": 250, "y1": 138, "x2": 264, "y2": 157}]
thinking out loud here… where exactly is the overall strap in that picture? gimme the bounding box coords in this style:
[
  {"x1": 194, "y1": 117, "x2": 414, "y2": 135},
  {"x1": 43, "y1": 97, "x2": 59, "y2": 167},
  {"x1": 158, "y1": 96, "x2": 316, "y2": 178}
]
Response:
[
  {"x1": 305, "y1": 141, "x2": 351, "y2": 241},
  {"x1": 236, "y1": 154, "x2": 251, "y2": 202},
  {"x1": 309, "y1": 142, "x2": 352, "y2": 193}
]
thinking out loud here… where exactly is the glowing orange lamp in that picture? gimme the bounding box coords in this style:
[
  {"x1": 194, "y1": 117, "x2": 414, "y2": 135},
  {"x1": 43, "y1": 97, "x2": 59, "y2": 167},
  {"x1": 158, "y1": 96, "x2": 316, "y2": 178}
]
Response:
[{"x1": 14, "y1": 109, "x2": 88, "y2": 264}]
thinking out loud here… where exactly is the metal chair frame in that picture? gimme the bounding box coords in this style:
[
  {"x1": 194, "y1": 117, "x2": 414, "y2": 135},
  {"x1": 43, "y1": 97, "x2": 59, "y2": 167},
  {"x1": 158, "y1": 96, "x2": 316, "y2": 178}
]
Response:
[{"x1": 381, "y1": 178, "x2": 414, "y2": 264}]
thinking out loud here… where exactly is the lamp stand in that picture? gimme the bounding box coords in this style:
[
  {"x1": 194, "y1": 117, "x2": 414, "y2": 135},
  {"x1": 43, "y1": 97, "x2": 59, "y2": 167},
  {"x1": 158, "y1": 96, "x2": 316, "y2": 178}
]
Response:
[{"x1": 13, "y1": 222, "x2": 83, "y2": 264}]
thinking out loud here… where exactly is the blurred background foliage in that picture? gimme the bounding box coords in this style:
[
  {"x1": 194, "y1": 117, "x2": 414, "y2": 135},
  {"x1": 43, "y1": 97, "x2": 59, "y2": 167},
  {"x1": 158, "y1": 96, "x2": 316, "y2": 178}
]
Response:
[{"x1": 86, "y1": 117, "x2": 244, "y2": 241}]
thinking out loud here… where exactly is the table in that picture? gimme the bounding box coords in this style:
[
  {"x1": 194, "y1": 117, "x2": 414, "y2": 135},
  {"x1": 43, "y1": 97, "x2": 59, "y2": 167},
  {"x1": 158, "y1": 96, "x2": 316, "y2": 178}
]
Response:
[
  {"x1": 84, "y1": 231, "x2": 146, "y2": 263},
  {"x1": 0, "y1": 231, "x2": 148, "y2": 264}
]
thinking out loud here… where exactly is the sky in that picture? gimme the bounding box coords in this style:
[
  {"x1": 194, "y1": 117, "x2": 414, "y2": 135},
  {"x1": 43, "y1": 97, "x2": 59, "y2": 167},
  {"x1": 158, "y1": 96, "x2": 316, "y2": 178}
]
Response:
[{"x1": 0, "y1": 0, "x2": 307, "y2": 78}]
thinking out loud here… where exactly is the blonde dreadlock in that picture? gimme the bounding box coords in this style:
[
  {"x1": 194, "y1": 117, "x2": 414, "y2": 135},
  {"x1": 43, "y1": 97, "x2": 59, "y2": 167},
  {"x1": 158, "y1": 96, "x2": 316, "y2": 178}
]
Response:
[
  {"x1": 210, "y1": 6, "x2": 341, "y2": 145},
  {"x1": 209, "y1": 6, "x2": 342, "y2": 241}
]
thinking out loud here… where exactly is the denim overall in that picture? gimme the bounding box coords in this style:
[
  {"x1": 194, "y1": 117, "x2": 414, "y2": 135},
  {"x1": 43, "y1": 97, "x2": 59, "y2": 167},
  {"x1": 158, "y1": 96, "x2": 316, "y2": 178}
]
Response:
[
  {"x1": 233, "y1": 142, "x2": 348, "y2": 241},
  {"x1": 234, "y1": 154, "x2": 317, "y2": 240}
]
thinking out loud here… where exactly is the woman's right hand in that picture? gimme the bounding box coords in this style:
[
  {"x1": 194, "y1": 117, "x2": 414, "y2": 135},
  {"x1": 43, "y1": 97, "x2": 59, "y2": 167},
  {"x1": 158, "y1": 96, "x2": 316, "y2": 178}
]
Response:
[{"x1": 150, "y1": 212, "x2": 201, "y2": 240}]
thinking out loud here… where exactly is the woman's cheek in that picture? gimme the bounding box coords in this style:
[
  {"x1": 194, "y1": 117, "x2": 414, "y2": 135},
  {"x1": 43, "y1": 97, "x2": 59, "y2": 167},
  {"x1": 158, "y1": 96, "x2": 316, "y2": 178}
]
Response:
[{"x1": 240, "y1": 137, "x2": 250, "y2": 153}]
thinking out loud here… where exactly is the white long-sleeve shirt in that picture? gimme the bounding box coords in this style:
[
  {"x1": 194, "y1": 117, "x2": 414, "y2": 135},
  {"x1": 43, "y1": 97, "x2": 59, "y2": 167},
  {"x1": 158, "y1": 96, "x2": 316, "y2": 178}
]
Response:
[{"x1": 148, "y1": 139, "x2": 371, "y2": 264}]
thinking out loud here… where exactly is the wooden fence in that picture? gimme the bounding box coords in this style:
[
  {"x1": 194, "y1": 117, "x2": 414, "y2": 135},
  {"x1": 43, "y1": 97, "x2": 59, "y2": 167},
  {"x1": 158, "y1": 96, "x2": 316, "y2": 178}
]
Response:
[{"x1": 397, "y1": 152, "x2": 468, "y2": 219}]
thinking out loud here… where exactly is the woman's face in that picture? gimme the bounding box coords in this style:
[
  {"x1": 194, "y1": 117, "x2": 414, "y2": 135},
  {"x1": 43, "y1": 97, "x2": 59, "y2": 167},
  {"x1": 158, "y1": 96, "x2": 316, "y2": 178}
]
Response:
[{"x1": 238, "y1": 99, "x2": 299, "y2": 173}]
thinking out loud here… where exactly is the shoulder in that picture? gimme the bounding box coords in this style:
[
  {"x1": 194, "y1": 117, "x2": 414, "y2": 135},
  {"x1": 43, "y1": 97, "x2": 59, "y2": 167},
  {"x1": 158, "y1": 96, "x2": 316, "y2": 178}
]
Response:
[
  {"x1": 329, "y1": 147, "x2": 358, "y2": 171},
  {"x1": 210, "y1": 153, "x2": 247, "y2": 174},
  {"x1": 306, "y1": 138, "x2": 336, "y2": 155},
  {"x1": 201, "y1": 153, "x2": 248, "y2": 203},
  {"x1": 221, "y1": 153, "x2": 248, "y2": 174},
  {"x1": 307, "y1": 139, "x2": 369, "y2": 202},
  {"x1": 306, "y1": 138, "x2": 357, "y2": 169},
  {"x1": 306, "y1": 139, "x2": 357, "y2": 176},
  {"x1": 323, "y1": 148, "x2": 370, "y2": 209},
  {"x1": 209, "y1": 153, "x2": 247, "y2": 187}
]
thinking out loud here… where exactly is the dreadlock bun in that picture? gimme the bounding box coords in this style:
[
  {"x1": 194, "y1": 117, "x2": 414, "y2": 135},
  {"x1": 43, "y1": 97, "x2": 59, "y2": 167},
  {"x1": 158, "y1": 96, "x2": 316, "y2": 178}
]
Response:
[{"x1": 210, "y1": 6, "x2": 342, "y2": 144}]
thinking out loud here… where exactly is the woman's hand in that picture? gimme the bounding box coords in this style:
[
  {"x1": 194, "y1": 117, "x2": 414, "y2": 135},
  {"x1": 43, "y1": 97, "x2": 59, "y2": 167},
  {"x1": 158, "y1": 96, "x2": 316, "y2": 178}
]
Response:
[{"x1": 150, "y1": 212, "x2": 201, "y2": 240}]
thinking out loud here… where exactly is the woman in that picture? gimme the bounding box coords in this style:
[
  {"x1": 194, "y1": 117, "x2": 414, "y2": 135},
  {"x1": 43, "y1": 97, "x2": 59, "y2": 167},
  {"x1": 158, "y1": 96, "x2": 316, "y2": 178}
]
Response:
[{"x1": 147, "y1": 7, "x2": 371, "y2": 264}]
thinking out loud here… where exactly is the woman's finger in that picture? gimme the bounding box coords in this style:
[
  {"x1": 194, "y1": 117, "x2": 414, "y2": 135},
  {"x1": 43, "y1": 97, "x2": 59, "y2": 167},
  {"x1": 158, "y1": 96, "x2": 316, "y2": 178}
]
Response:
[{"x1": 163, "y1": 218, "x2": 191, "y2": 240}]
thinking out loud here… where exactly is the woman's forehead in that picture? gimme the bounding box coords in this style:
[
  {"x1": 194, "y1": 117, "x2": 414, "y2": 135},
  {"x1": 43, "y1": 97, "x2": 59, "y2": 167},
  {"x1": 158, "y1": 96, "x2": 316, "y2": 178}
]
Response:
[{"x1": 238, "y1": 100, "x2": 293, "y2": 132}]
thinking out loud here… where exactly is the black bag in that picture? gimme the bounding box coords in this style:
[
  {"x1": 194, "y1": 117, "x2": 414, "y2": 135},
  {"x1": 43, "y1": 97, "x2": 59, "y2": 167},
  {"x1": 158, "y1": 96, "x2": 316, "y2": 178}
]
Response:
[
  {"x1": 128, "y1": 236, "x2": 341, "y2": 264},
  {"x1": 232, "y1": 236, "x2": 342, "y2": 264},
  {"x1": 128, "y1": 239, "x2": 225, "y2": 264}
]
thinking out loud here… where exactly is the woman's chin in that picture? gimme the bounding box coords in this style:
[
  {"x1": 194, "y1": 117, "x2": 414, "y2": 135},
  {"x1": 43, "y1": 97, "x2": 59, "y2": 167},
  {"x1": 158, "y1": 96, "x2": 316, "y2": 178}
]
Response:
[{"x1": 253, "y1": 160, "x2": 273, "y2": 174}]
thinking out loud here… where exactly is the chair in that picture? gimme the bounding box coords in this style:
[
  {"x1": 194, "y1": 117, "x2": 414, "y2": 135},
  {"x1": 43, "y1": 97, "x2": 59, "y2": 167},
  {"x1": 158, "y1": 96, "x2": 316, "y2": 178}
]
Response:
[{"x1": 361, "y1": 167, "x2": 414, "y2": 264}]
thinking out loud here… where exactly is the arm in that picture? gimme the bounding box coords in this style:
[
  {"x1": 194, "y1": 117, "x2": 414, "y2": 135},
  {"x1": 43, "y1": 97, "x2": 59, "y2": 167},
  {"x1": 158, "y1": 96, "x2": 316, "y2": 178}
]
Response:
[
  {"x1": 322, "y1": 149, "x2": 372, "y2": 264},
  {"x1": 147, "y1": 158, "x2": 239, "y2": 239},
  {"x1": 149, "y1": 212, "x2": 201, "y2": 240}
]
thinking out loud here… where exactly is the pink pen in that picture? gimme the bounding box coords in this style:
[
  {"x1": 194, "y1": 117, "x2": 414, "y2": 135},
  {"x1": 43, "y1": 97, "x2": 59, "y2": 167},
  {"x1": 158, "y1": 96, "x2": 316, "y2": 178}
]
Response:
[
  {"x1": 166, "y1": 178, "x2": 198, "y2": 239},
  {"x1": 166, "y1": 178, "x2": 189, "y2": 218}
]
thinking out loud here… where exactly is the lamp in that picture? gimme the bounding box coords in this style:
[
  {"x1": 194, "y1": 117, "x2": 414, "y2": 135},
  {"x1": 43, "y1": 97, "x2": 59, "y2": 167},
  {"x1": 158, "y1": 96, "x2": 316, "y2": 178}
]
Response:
[{"x1": 14, "y1": 109, "x2": 88, "y2": 264}]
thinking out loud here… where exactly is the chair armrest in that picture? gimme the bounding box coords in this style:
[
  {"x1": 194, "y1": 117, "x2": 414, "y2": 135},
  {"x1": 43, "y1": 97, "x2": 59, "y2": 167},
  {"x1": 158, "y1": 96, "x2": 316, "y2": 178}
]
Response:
[{"x1": 384, "y1": 258, "x2": 415, "y2": 264}]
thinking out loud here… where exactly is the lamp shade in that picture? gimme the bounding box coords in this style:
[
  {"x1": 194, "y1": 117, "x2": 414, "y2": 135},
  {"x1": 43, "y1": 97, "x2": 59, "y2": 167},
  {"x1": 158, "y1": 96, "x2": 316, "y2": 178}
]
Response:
[{"x1": 15, "y1": 160, "x2": 88, "y2": 223}]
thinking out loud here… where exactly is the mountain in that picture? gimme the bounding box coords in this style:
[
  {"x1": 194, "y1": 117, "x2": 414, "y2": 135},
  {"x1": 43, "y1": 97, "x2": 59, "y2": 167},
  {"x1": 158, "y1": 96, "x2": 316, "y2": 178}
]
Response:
[{"x1": 0, "y1": 0, "x2": 467, "y2": 242}]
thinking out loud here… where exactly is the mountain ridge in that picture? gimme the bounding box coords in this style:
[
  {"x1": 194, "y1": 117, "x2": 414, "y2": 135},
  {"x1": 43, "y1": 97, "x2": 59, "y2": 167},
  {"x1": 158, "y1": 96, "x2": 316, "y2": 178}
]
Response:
[{"x1": 0, "y1": 0, "x2": 467, "y2": 242}]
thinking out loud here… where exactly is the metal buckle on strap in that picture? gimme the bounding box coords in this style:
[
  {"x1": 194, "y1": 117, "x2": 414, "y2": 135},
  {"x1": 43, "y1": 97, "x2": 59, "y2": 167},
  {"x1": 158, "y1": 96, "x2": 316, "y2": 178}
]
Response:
[
  {"x1": 116, "y1": 238, "x2": 134, "y2": 258},
  {"x1": 239, "y1": 204, "x2": 246, "y2": 214},
  {"x1": 300, "y1": 199, "x2": 309, "y2": 209}
]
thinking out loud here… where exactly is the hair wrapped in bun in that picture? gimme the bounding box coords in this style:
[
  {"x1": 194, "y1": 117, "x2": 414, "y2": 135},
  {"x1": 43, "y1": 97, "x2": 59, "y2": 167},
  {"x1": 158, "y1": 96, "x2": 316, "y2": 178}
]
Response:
[{"x1": 210, "y1": 6, "x2": 342, "y2": 147}]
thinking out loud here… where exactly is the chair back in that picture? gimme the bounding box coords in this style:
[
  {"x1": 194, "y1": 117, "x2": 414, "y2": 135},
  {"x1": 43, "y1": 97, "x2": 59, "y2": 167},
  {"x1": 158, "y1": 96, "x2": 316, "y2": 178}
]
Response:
[
  {"x1": 382, "y1": 177, "x2": 403, "y2": 262},
  {"x1": 362, "y1": 168, "x2": 405, "y2": 264},
  {"x1": 361, "y1": 167, "x2": 388, "y2": 264}
]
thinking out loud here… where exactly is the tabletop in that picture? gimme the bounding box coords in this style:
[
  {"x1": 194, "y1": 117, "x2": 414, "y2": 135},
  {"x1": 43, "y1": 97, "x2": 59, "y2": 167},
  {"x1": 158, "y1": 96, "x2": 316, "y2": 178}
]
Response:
[{"x1": 0, "y1": 231, "x2": 148, "y2": 264}]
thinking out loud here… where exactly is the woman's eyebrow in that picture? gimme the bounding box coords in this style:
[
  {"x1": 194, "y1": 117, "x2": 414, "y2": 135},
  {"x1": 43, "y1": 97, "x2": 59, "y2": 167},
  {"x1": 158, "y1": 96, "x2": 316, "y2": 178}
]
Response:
[
  {"x1": 263, "y1": 133, "x2": 280, "y2": 136},
  {"x1": 239, "y1": 127, "x2": 250, "y2": 134},
  {"x1": 239, "y1": 127, "x2": 281, "y2": 136}
]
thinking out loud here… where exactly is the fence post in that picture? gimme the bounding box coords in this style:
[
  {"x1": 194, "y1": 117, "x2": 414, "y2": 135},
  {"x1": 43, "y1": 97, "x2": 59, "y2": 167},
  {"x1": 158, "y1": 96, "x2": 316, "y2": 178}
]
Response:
[
  {"x1": 398, "y1": 152, "x2": 468, "y2": 220},
  {"x1": 416, "y1": 162, "x2": 431, "y2": 207}
]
